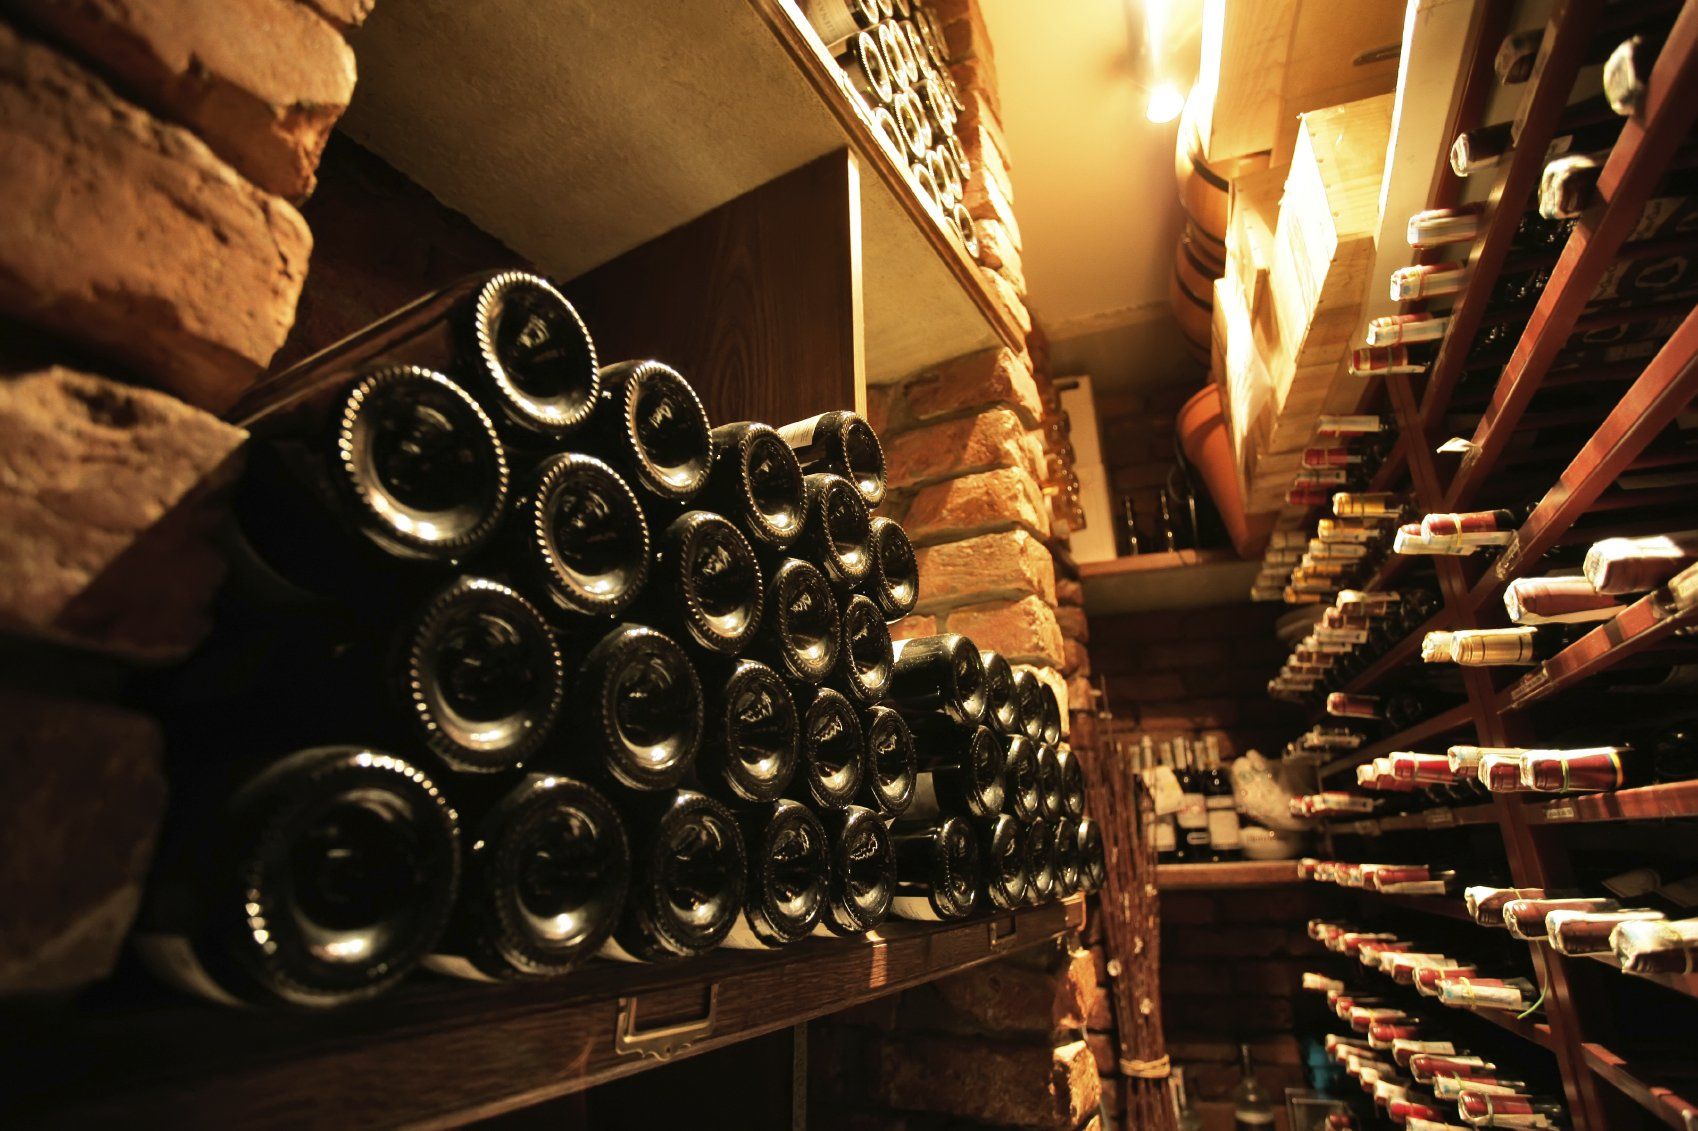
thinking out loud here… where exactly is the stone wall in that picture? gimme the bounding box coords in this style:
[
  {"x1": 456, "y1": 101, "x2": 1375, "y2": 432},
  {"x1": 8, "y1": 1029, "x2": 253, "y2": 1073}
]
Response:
[{"x1": 0, "y1": 2, "x2": 367, "y2": 993}]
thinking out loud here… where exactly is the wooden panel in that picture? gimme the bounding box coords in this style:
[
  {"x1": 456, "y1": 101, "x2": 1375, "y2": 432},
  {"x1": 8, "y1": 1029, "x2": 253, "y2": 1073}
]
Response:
[
  {"x1": 2, "y1": 898, "x2": 1085, "y2": 1128},
  {"x1": 565, "y1": 151, "x2": 863, "y2": 423},
  {"x1": 1079, "y1": 551, "x2": 1263, "y2": 616},
  {"x1": 1156, "y1": 861, "x2": 1303, "y2": 889},
  {"x1": 340, "y1": 0, "x2": 1015, "y2": 387}
]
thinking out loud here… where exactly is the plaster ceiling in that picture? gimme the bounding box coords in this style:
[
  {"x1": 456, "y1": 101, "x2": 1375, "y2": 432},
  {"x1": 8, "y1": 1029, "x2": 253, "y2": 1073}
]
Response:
[{"x1": 978, "y1": 0, "x2": 1205, "y2": 392}]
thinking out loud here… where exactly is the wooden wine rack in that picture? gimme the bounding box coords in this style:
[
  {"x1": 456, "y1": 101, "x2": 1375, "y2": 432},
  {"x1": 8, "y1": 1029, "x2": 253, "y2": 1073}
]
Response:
[{"x1": 1292, "y1": 2, "x2": 1698, "y2": 1128}]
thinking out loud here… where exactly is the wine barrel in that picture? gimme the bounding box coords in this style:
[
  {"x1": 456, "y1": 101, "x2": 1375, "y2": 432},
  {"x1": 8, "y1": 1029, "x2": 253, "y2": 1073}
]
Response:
[
  {"x1": 1169, "y1": 257, "x2": 1213, "y2": 366},
  {"x1": 1175, "y1": 92, "x2": 1231, "y2": 255},
  {"x1": 1175, "y1": 228, "x2": 1224, "y2": 298}
]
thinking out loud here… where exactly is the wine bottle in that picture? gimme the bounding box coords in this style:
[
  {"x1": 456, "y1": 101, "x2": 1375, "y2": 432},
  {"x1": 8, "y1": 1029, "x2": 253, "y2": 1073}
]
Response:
[
  {"x1": 859, "y1": 704, "x2": 916, "y2": 817},
  {"x1": 865, "y1": 516, "x2": 919, "y2": 620},
  {"x1": 722, "y1": 800, "x2": 830, "y2": 949},
  {"x1": 1455, "y1": 1092, "x2": 1566, "y2": 1127},
  {"x1": 889, "y1": 817, "x2": 981, "y2": 920},
  {"x1": 1002, "y1": 734, "x2": 1044, "y2": 822},
  {"x1": 977, "y1": 813, "x2": 1030, "y2": 910},
  {"x1": 643, "y1": 510, "x2": 765, "y2": 655},
  {"x1": 775, "y1": 410, "x2": 887, "y2": 507},
  {"x1": 888, "y1": 634, "x2": 988, "y2": 726},
  {"x1": 398, "y1": 576, "x2": 565, "y2": 774},
  {"x1": 1233, "y1": 1044, "x2": 1277, "y2": 1130},
  {"x1": 516, "y1": 452, "x2": 651, "y2": 620},
  {"x1": 1055, "y1": 745, "x2": 1087, "y2": 821},
  {"x1": 1464, "y1": 885, "x2": 1547, "y2": 927},
  {"x1": 1051, "y1": 817, "x2": 1082, "y2": 895},
  {"x1": 1546, "y1": 908, "x2": 1667, "y2": 955},
  {"x1": 1174, "y1": 739, "x2": 1209, "y2": 862},
  {"x1": 1202, "y1": 738, "x2": 1242, "y2": 862},
  {"x1": 702, "y1": 422, "x2": 806, "y2": 553},
  {"x1": 604, "y1": 790, "x2": 746, "y2": 962},
  {"x1": 834, "y1": 593, "x2": 894, "y2": 705},
  {"x1": 1503, "y1": 896, "x2": 1620, "y2": 940},
  {"x1": 1613, "y1": 917, "x2": 1698, "y2": 974},
  {"x1": 1010, "y1": 667, "x2": 1046, "y2": 742},
  {"x1": 837, "y1": 31, "x2": 894, "y2": 107},
  {"x1": 1036, "y1": 680, "x2": 1063, "y2": 746},
  {"x1": 1605, "y1": 34, "x2": 1660, "y2": 115},
  {"x1": 905, "y1": 715, "x2": 1007, "y2": 819},
  {"x1": 1035, "y1": 742, "x2": 1065, "y2": 823},
  {"x1": 569, "y1": 623, "x2": 704, "y2": 792},
  {"x1": 237, "y1": 365, "x2": 512, "y2": 596},
  {"x1": 799, "y1": 473, "x2": 873, "y2": 588},
  {"x1": 1503, "y1": 575, "x2": 1621, "y2": 625},
  {"x1": 582, "y1": 360, "x2": 713, "y2": 506},
  {"x1": 979, "y1": 649, "x2": 1022, "y2": 735},
  {"x1": 1450, "y1": 95, "x2": 1621, "y2": 178},
  {"x1": 1437, "y1": 626, "x2": 1575, "y2": 667},
  {"x1": 805, "y1": 805, "x2": 893, "y2": 939},
  {"x1": 461, "y1": 271, "x2": 601, "y2": 442},
  {"x1": 424, "y1": 774, "x2": 626, "y2": 980},
  {"x1": 1518, "y1": 745, "x2": 1647, "y2": 792},
  {"x1": 1023, "y1": 817, "x2": 1057, "y2": 903},
  {"x1": 749, "y1": 558, "x2": 841, "y2": 684},
  {"x1": 136, "y1": 745, "x2": 460, "y2": 1007},
  {"x1": 694, "y1": 658, "x2": 799, "y2": 805},
  {"x1": 1584, "y1": 531, "x2": 1698, "y2": 593},
  {"x1": 1076, "y1": 817, "x2": 1106, "y2": 892},
  {"x1": 793, "y1": 687, "x2": 865, "y2": 809}
]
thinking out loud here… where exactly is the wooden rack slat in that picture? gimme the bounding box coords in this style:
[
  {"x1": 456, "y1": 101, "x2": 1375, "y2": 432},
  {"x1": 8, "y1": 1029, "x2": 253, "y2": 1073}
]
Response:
[
  {"x1": 1321, "y1": 702, "x2": 1477, "y2": 778},
  {"x1": 1498, "y1": 589, "x2": 1698, "y2": 711},
  {"x1": 1583, "y1": 1042, "x2": 1698, "y2": 1130},
  {"x1": 1525, "y1": 779, "x2": 1698, "y2": 825}
]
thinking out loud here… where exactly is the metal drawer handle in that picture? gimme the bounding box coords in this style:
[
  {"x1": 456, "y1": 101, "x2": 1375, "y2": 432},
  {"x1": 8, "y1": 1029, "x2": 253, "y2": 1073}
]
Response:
[{"x1": 614, "y1": 986, "x2": 718, "y2": 1060}]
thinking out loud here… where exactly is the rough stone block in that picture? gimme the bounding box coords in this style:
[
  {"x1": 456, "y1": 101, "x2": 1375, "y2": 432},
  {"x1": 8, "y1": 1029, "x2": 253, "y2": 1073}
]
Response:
[
  {"x1": 871, "y1": 1034, "x2": 1099, "y2": 1130},
  {"x1": 0, "y1": 690, "x2": 166, "y2": 994},
  {"x1": 1086, "y1": 1030, "x2": 1116, "y2": 1075},
  {"x1": 1055, "y1": 577, "x2": 1083, "y2": 607},
  {"x1": 1056, "y1": 605, "x2": 1090, "y2": 644},
  {"x1": 904, "y1": 466, "x2": 1048, "y2": 545},
  {"x1": 914, "y1": 528, "x2": 1056, "y2": 611},
  {"x1": 982, "y1": 267, "x2": 1033, "y2": 336},
  {"x1": 948, "y1": 597, "x2": 1064, "y2": 668},
  {"x1": 923, "y1": 949, "x2": 1090, "y2": 1039},
  {"x1": 884, "y1": 406, "x2": 1033, "y2": 489},
  {"x1": 975, "y1": 215, "x2": 1025, "y2": 293},
  {"x1": 1063, "y1": 638, "x2": 1091, "y2": 678},
  {"x1": 963, "y1": 137, "x2": 1022, "y2": 247},
  {"x1": 0, "y1": 366, "x2": 246, "y2": 661},
  {"x1": 962, "y1": 116, "x2": 1016, "y2": 215},
  {"x1": 300, "y1": 0, "x2": 374, "y2": 31},
  {"x1": 904, "y1": 347, "x2": 1042, "y2": 427},
  {"x1": 0, "y1": 26, "x2": 312, "y2": 412},
  {"x1": 887, "y1": 613, "x2": 939, "y2": 644},
  {"x1": 867, "y1": 382, "x2": 895, "y2": 436},
  {"x1": 14, "y1": 0, "x2": 357, "y2": 200}
]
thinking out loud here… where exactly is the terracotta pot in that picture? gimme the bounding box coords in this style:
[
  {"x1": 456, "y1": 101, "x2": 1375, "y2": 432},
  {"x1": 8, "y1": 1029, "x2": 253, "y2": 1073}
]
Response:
[{"x1": 1177, "y1": 383, "x2": 1270, "y2": 557}]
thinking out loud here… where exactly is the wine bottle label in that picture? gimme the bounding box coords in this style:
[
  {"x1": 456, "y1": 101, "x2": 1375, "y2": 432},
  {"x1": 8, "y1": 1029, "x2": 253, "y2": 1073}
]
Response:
[
  {"x1": 1422, "y1": 509, "x2": 1514, "y2": 536},
  {"x1": 1480, "y1": 753, "x2": 1531, "y2": 792},
  {"x1": 1546, "y1": 909, "x2": 1666, "y2": 954},
  {"x1": 1450, "y1": 628, "x2": 1540, "y2": 666},
  {"x1": 1408, "y1": 207, "x2": 1481, "y2": 248},
  {"x1": 1367, "y1": 313, "x2": 1448, "y2": 345},
  {"x1": 1521, "y1": 748, "x2": 1625, "y2": 791},
  {"x1": 1333, "y1": 492, "x2": 1401, "y2": 517},
  {"x1": 775, "y1": 414, "x2": 827, "y2": 449},
  {"x1": 1390, "y1": 263, "x2": 1468, "y2": 301},
  {"x1": 890, "y1": 895, "x2": 945, "y2": 921},
  {"x1": 1438, "y1": 981, "x2": 1533, "y2": 1010},
  {"x1": 1235, "y1": 1113, "x2": 1276, "y2": 1128},
  {"x1": 132, "y1": 933, "x2": 248, "y2": 1008},
  {"x1": 1350, "y1": 346, "x2": 1424, "y2": 376},
  {"x1": 1409, "y1": 1053, "x2": 1490, "y2": 1081},
  {"x1": 1302, "y1": 972, "x2": 1346, "y2": 991},
  {"x1": 1176, "y1": 791, "x2": 1207, "y2": 829},
  {"x1": 1503, "y1": 897, "x2": 1618, "y2": 939},
  {"x1": 420, "y1": 953, "x2": 503, "y2": 983},
  {"x1": 1614, "y1": 918, "x2": 1698, "y2": 974},
  {"x1": 1504, "y1": 576, "x2": 1619, "y2": 624},
  {"x1": 1584, "y1": 532, "x2": 1698, "y2": 593},
  {"x1": 1327, "y1": 692, "x2": 1380, "y2": 719},
  {"x1": 1379, "y1": 879, "x2": 1452, "y2": 895},
  {"x1": 1205, "y1": 798, "x2": 1241, "y2": 847},
  {"x1": 1316, "y1": 414, "x2": 1388, "y2": 435},
  {"x1": 1295, "y1": 468, "x2": 1352, "y2": 486},
  {"x1": 1435, "y1": 1076, "x2": 1531, "y2": 1100},
  {"x1": 1154, "y1": 816, "x2": 1177, "y2": 852},
  {"x1": 720, "y1": 916, "x2": 783, "y2": 950},
  {"x1": 1464, "y1": 884, "x2": 1543, "y2": 923}
]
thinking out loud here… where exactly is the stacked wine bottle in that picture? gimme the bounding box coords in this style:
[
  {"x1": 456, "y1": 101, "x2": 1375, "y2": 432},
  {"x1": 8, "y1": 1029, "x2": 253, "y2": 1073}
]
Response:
[{"x1": 135, "y1": 269, "x2": 1104, "y2": 1009}]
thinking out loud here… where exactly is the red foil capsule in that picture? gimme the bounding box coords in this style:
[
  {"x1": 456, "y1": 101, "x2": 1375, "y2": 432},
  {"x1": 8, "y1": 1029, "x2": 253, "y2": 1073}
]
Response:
[
  {"x1": 1386, "y1": 1099, "x2": 1442, "y2": 1125},
  {"x1": 1523, "y1": 748, "x2": 1628, "y2": 792},
  {"x1": 1502, "y1": 896, "x2": 1619, "y2": 939}
]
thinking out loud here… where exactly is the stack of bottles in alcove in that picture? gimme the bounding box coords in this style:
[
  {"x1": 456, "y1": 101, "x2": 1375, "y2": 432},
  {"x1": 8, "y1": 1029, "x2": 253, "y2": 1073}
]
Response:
[{"x1": 134, "y1": 270, "x2": 1104, "y2": 1008}]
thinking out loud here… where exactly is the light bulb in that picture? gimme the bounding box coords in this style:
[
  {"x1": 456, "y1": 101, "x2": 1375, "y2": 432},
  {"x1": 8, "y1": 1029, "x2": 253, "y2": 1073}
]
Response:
[{"x1": 1147, "y1": 83, "x2": 1185, "y2": 124}]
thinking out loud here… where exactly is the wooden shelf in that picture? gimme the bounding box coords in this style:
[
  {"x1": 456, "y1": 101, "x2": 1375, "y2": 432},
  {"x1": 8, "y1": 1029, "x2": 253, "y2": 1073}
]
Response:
[
  {"x1": 1584, "y1": 951, "x2": 1698, "y2": 1004},
  {"x1": 1330, "y1": 803, "x2": 1499, "y2": 837},
  {"x1": 341, "y1": 0, "x2": 1022, "y2": 387},
  {"x1": 1079, "y1": 549, "x2": 1262, "y2": 615},
  {"x1": 1351, "y1": 887, "x2": 1475, "y2": 923},
  {"x1": 1320, "y1": 703, "x2": 1477, "y2": 778},
  {"x1": 1155, "y1": 861, "x2": 1304, "y2": 889},
  {"x1": 1583, "y1": 1043, "x2": 1698, "y2": 1131},
  {"x1": 1334, "y1": 610, "x2": 1449, "y2": 698},
  {"x1": 1, "y1": 896, "x2": 1085, "y2": 1127},
  {"x1": 1498, "y1": 588, "x2": 1698, "y2": 712},
  {"x1": 1525, "y1": 779, "x2": 1698, "y2": 826}
]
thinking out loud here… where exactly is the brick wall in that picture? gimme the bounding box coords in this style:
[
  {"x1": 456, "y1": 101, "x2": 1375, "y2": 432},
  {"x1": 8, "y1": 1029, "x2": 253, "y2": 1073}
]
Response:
[
  {"x1": 0, "y1": 2, "x2": 366, "y2": 992},
  {"x1": 1160, "y1": 887, "x2": 1333, "y2": 1130},
  {"x1": 1092, "y1": 603, "x2": 1300, "y2": 757}
]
